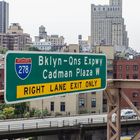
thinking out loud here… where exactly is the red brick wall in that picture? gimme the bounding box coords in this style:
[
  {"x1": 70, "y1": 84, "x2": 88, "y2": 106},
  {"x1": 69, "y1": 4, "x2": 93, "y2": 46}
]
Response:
[
  {"x1": 114, "y1": 57, "x2": 140, "y2": 108},
  {"x1": 0, "y1": 68, "x2": 4, "y2": 103}
]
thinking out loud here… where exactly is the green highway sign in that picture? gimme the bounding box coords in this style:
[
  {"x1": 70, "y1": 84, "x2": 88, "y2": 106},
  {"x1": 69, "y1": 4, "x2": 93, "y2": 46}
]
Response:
[{"x1": 5, "y1": 51, "x2": 107, "y2": 104}]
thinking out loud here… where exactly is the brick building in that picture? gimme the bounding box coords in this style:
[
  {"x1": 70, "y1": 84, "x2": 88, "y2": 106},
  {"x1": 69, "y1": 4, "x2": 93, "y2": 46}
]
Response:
[
  {"x1": 113, "y1": 56, "x2": 140, "y2": 109},
  {"x1": 0, "y1": 56, "x2": 4, "y2": 103}
]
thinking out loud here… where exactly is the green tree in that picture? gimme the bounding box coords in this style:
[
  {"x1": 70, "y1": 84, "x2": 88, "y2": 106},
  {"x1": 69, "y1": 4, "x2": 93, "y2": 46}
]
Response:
[
  {"x1": 24, "y1": 112, "x2": 30, "y2": 118},
  {"x1": 28, "y1": 47, "x2": 40, "y2": 51},
  {"x1": 14, "y1": 102, "x2": 29, "y2": 118},
  {"x1": 0, "y1": 47, "x2": 8, "y2": 54},
  {"x1": 34, "y1": 109, "x2": 41, "y2": 118},
  {"x1": 42, "y1": 109, "x2": 48, "y2": 117},
  {"x1": 3, "y1": 107, "x2": 15, "y2": 119},
  {"x1": 30, "y1": 108, "x2": 36, "y2": 117},
  {"x1": 0, "y1": 103, "x2": 11, "y2": 110}
]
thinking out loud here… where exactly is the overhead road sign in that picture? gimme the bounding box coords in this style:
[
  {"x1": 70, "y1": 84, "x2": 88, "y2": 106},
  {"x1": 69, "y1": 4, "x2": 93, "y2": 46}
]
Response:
[{"x1": 5, "y1": 51, "x2": 107, "y2": 104}]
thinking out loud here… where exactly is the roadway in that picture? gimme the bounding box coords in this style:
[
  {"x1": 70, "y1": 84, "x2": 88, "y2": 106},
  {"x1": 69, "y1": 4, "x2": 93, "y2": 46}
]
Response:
[
  {"x1": 0, "y1": 114, "x2": 140, "y2": 139},
  {"x1": 0, "y1": 114, "x2": 107, "y2": 132}
]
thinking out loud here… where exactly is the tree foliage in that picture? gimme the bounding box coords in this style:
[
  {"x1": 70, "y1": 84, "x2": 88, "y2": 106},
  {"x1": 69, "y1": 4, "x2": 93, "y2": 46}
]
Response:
[{"x1": 3, "y1": 107, "x2": 15, "y2": 119}]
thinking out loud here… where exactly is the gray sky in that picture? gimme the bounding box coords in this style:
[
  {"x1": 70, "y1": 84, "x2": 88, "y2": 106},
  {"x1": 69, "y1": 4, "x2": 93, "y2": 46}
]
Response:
[{"x1": 6, "y1": 0, "x2": 140, "y2": 52}]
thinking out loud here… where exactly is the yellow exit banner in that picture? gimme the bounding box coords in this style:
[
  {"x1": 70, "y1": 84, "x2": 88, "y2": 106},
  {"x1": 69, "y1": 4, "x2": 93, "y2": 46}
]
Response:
[{"x1": 16, "y1": 78, "x2": 101, "y2": 99}]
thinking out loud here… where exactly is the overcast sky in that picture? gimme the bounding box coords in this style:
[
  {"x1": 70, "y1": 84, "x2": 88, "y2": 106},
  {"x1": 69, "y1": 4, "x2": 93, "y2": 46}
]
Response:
[{"x1": 5, "y1": 0, "x2": 140, "y2": 52}]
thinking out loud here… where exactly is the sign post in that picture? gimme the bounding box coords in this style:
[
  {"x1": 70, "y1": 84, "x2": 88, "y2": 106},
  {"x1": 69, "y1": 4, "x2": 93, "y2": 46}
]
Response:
[{"x1": 5, "y1": 51, "x2": 106, "y2": 104}]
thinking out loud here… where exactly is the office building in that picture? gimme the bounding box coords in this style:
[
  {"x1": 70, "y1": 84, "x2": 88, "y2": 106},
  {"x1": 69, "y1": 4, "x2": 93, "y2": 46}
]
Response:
[
  {"x1": 0, "y1": 23, "x2": 32, "y2": 50},
  {"x1": 0, "y1": 1, "x2": 9, "y2": 33},
  {"x1": 78, "y1": 35, "x2": 91, "y2": 53},
  {"x1": 35, "y1": 25, "x2": 65, "y2": 51},
  {"x1": 91, "y1": 0, "x2": 129, "y2": 51},
  {"x1": 33, "y1": 39, "x2": 51, "y2": 51}
]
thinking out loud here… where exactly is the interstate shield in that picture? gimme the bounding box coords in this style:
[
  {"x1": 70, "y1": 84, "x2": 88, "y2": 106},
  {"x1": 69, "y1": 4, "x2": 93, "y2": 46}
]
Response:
[{"x1": 15, "y1": 58, "x2": 32, "y2": 80}]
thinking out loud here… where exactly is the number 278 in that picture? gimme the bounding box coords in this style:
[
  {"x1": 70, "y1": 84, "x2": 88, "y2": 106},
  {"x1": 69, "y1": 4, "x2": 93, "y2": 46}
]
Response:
[{"x1": 18, "y1": 65, "x2": 29, "y2": 74}]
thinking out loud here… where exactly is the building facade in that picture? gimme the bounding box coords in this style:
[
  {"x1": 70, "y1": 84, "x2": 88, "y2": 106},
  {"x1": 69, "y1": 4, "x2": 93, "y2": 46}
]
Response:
[
  {"x1": 114, "y1": 57, "x2": 140, "y2": 79},
  {"x1": 0, "y1": 1, "x2": 9, "y2": 33},
  {"x1": 113, "y1": 56, "x2": 140, "y2": 109},
  {"x1": 30, "y1": 92, "x2": 103, "y2": 116},
  {"x1": 35, "y1": 25, "x2": 65, "y2": 52},
  {"x1": 0, "y1": 54, "x2": 4, "y2": 103},
  {"x1": 0, "y1": 23, "x2": 32, "y2": 50},
  {"x1": 95, "y1": 45, "x2": 115, "y2": 112},
  {"x1": 78, "y1": 35, "x2": 91, "y2": 53},
  {"x1": 33, "y1": 39, "x2": 51, "y2": 51},
  {"x1": 91, "y1": 0, "x2": 129, "y2": 50}
]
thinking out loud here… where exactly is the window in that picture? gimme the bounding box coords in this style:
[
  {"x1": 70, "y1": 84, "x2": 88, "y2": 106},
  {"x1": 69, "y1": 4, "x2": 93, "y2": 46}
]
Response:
[
  {"x1": 113, "y1": 74, "x2": 116, "y2": 79},
  {"x1": 126, "y1": 74, "x2": 129, "y2": 79},
  {"x1": 119, "y1": 65, "x2": 122, "y2": 71},
  {"x1": 119, "y1": 74, "x2": 122, "y2": 79},
  {"x1": 133, "y1": 65, "x2": 138, "y2": 71},
  {"x1": 60, "y1": 102, "x2": 65, "y2": 112},
  {"x1": 126, "y1": 65, "x2": 129, "y2": 71},
  {"x1": 133, "y1": 92, "x2": 139, "y2": 98},
  {"x1": 133, "y1": 74, "x2": 138, "y2": 79},
  {"x1": 79, "y1": 98, "x2": 85, "y2": 107},
  {"x1": 133, "y1": 102, "x2": 138, "y2": 107},
  {"x1": 103, "y1": 99, "x2": 107, "y2": 104},
  {"x1": 91, "y1": 98, "x2": 96, "y2": 107},
  {"x1": 50, "y1": 102, "x2": 54, "y2": 111}
]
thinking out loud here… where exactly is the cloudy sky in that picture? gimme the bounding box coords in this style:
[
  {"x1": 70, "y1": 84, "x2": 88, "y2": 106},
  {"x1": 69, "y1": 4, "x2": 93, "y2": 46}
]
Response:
[{"x1": 6, "y1": 0, "x2": 140, "y2": 52}]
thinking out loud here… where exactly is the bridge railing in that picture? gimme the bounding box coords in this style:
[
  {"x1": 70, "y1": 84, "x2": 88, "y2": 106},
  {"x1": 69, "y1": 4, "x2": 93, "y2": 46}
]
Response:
[
  {"x1": 0, "y1": 116, "x2": 107, "y2": 132},
  {"x1": 0, "y1": 115, "x2": 139, "y2": 133}
]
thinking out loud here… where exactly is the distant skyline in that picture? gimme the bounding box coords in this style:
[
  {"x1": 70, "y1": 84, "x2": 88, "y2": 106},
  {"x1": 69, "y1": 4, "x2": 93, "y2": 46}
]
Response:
[{"x1": 5, "y1": 0, "x2": 140, "y2": 52}]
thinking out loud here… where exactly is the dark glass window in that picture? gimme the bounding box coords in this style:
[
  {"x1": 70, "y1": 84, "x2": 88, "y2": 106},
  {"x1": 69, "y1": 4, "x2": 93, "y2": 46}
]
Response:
[
  {"x1": 50, "y1": 102, "x2": 54, "y2": 111},
  {"x1": 79, "y1": 98, "x2": 85, "y2": 107},
  {"x1": 133, "y1": 102, "x2": 138, "y2": 107},
  {"x1": 133, "y1": 92, "x2": 139, "y2": 98},
  {"x1": 91, "y1": 98, "x2": 96, "y2": 107},
  {"x1": 126, "y1": 74, "x2": 129, "y2": 79},
  {"x1": 133, "y1": 65, "x2": 138, "y2": 71},
  {"x1": 133, "y1": 74, "x2": 138, "y2": 79},
  {"x1": 60, "y1": 102, "x2": 65, "y2": 112}
]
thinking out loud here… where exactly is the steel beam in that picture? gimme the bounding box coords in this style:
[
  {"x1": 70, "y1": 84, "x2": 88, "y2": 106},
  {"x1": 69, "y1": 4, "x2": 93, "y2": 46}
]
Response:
[{"x1": 106, "y1": 80, "x2": 140, "y2": 140}]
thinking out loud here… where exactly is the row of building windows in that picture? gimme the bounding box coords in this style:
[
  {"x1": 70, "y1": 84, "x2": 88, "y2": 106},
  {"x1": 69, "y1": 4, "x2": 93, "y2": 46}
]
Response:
[
  {"x1": 50, "y1": 102, "x2": 65, "y2": 112},
  {"x1": 50, "y1": 98, "x2": 97, "y2": 112},
  {"x1": 79, "y1": 98, "x2": 96, "y2": 108},
  {"x1": 116, "y1": 74, "x2": 139, "y2": 79},
  {"x1": 94, "y1": 7, "x2": 120, "y2": 11},
  {"x1": 117, "y1": 65, "x2": 139, "y2": 71}
]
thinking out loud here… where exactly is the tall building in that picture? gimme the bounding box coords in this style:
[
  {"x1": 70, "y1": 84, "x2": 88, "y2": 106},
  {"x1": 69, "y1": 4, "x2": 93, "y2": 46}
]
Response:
[
  {"x1": 91, "y1": 0, "x2": 129, "y2": 51},
  {"x1": 0, "y1": 1, "x2": 9, "y2": 33},
  {"x1": 39, "y1": 25, "x2": 47, "y2": 39},
  {"x1": 0, "y1": 23, "x2": 32, "y2": 50},
  {"x1": 35, "y1": 25, "x2": 65, "y2": 51}
]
